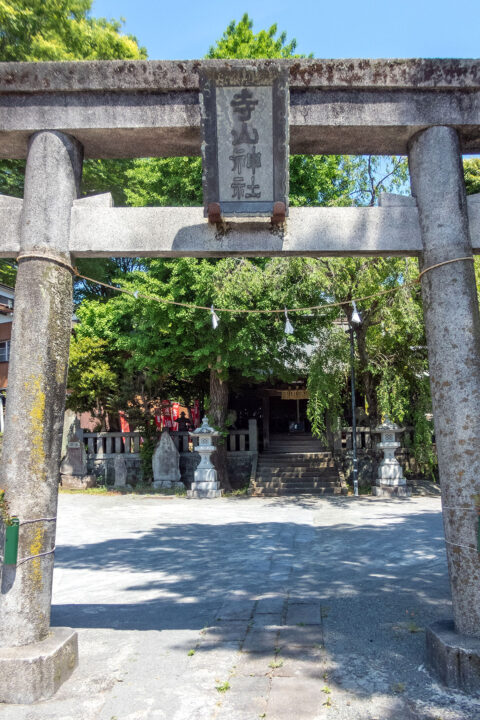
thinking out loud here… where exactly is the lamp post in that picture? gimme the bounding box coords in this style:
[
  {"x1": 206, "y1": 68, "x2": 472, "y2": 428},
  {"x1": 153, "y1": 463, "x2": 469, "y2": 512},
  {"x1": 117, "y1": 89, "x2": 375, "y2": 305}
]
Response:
[{"x1": 349, "y1": 302, "x2": 362, "y2": 496}]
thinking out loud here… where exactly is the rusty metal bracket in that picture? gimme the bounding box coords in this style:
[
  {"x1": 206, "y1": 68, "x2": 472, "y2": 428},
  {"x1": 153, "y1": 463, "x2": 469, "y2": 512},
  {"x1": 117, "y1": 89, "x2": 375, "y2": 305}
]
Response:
[
  {"x1": 271, "y1": 201, "x2": 286, "y2": 225},
  {"x1": 207, "y1": 202, "x2": 222, "y2": 224}
]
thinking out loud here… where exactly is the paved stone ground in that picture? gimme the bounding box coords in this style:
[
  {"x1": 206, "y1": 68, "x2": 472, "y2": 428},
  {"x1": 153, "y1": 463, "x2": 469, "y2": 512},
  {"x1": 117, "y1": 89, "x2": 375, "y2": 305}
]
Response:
[{"x1": 3, "y1": 494, "x2": 480, "y2": 720}]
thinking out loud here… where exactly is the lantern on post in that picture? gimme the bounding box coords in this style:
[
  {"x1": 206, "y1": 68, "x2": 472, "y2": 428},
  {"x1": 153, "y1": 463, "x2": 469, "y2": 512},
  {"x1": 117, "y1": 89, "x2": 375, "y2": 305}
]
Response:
[
  {"x1": 372, "y1": 418, "x2": 411, "y2": 497},
  {"x1": 187, "y1": 417, "x2": 222, "y2": 499}
]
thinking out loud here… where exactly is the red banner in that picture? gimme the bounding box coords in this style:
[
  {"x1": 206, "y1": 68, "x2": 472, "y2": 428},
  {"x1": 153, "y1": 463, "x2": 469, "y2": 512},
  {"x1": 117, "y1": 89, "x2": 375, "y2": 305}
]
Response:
[
  {"x1": 154, "y1": 400, "x2": 201, "y2": 431},
  {"x1": 119, "y1": 411, "x2": 130, "y2": 433},
  {"x1": 191, "y1": 399, "x2": 201, "y2": 428}
]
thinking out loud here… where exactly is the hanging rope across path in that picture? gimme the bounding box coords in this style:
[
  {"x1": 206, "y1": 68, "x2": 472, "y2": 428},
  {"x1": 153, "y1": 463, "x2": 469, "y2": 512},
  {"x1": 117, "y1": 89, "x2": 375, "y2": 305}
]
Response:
[{"x1": 16, "y1": 253, "x2": 476, "y2": 315}]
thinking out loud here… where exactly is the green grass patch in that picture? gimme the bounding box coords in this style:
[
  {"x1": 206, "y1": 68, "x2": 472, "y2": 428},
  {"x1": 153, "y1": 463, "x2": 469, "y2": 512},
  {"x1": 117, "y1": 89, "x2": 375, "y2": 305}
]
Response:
[
  {"x1": 215, "y1": 681, "x2": 230, "y2": 693},
  {"x1": 59, "y1": 482, "x2": 186, "y2": 497},
  {"x1": 224, "y1": 484, "x2": 250, "y2": 497}
]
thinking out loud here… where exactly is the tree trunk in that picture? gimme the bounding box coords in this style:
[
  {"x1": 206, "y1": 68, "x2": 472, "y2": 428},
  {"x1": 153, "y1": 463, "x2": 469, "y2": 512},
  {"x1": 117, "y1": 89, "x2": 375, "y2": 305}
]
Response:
[
  {"x1": 209, "y1": 368, "x2": 232, "y2": 491},
  {"x1": 355, "y1": 325, "x2": 379, "y2": 427}
]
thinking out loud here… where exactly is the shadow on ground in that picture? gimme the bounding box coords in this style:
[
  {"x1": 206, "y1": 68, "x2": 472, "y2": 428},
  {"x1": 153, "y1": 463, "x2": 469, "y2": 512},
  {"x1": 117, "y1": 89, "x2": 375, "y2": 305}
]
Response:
[
  {"x1": 46, "y1": 496, "x2": 480, "y2": 719},
  {"x1": 52, "y1": 501, "x2": 449, "y2": 632}
]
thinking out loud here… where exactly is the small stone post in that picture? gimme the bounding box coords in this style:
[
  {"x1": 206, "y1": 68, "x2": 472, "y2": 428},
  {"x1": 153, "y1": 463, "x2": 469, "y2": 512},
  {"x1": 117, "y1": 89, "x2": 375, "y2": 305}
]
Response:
[
  {"x1": 60, "y1": 418, "x2": 96, "y2": 490},
  {"x1": 152, "y1": 430, "x2": 183, "y2": 489},
  {"x1": 248, "y1": 418, "x2": 258, "y2": 453},
  {"x1": 0, "y1": 131, "x2": 82, "y2": 702},
  {"x1": 113, "y1": 455, "x2": 129, "y2": 489},
  {"x1": 409, "y1": 126, "x2": 480, "y2": 685},
  {"x1": 372, "y1": 418, "x2": 411, "y2": 497},
  {"x1": 188, "y1": 417, "x2": 222, "y2": 498}
]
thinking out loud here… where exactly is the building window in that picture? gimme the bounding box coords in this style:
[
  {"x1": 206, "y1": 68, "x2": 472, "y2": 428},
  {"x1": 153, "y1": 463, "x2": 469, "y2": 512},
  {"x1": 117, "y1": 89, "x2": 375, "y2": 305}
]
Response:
[
  {"x1": 0, "y1": 341, "x2": 10, "y2": 362},
  {"x1": 0, "y1": 295, "x2": 13, "y2": 309}
]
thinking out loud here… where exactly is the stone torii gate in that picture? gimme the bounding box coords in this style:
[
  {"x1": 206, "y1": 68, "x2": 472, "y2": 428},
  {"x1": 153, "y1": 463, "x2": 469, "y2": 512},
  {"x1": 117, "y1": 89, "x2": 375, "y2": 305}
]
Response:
[{"x1": 1, "y1": 58, "x2": 480, "y2": 701}]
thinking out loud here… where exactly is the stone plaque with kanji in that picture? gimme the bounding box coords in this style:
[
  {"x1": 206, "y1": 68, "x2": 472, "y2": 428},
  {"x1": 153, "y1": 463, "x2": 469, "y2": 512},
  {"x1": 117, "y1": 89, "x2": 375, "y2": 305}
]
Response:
[{"x1": 200, "y1": 65, "x2": 289, "y2": 218}]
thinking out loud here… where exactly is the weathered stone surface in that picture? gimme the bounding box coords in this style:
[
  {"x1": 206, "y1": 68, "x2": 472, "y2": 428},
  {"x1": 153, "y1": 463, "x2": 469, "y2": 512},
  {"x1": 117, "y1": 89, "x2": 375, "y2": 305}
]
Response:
[
  {"x1": 60, "y1": 418, "x2": 87, "y2": 476},
  {"x1": 426, "y1": 619, "x2": 480, "y2": 692},
  {"x1": 88, "y1": 453, "x2": 142, "y2": 486},
  {"x1": 61, "y1": 474, "x2": 96, "y2": 490},
  {"x1": 72, "y1": 192, "x2": 113, "y2": 207},
  {"x1": 372, "y1": 484, "x2": 411, "y2": 497},
  {"x1": 187, "y1": 488, "x2": 222, "y2": 499},
  {"x1": 60, "y1": 408, "x2": 76, "y2": 461},
  {"x1": 373, "y1": 419, "x2": 411, "y2": 497},
  {"x1": 187, "y1": 418, "x2": 222, "y2": 498},
  {"x1": 190, "y1": 480, "x2": 218, "y2": 491},
  {"x1": 409, "y1": 125, "x2": 480, "y2": 637},
  {"x1": 3, "y1": 58, "x2": 480, "y2": 93},
  {"x1": 378, "y1": 192, "x2": 417, "y2": 207},
  {"x1": 266, "y1": 677, "x2": 325, "y2": 719},
  {"x1": 69, "y1": 205, "x2": 423, "y2": 258},
  {"x1": 2, "y1": 59, "x2": 480, "y2": 157},
  {"x1": 113, "y1": 455, "x2": 128, "y2": 488},
  {"x1": 0, "y1": 627, "x2": 78, "y2": 704},
  {"x1": 285, "y1": 603, "x2": 321, "y2": 626},
  {"x1": 200, "y1": 66, "x2": 289, "y2": 217},
  {"x1": 0, "y1": 130, "x2": 82, "y2": 649},
  {"x1": 3, "y1": 197, "x2": 480, "y2": 259},
  {"x1": 152, "y1": 431, "x2": 181, "y2": 489},
  {"x1": 0, "y1": 193, "x2": 22, "y2": 207}
]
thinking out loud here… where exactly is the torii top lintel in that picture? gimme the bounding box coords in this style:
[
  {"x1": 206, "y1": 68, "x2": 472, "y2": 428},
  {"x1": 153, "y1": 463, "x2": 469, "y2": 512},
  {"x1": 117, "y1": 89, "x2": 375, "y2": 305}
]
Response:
[{"x1": 1, "y1": 58, "x2": 480, "y2": 159}]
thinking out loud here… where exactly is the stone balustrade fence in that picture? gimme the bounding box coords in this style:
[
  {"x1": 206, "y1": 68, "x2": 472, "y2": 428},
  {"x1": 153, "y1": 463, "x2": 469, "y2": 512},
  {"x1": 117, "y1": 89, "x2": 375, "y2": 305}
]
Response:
[
  {"x1": 83, "y1": 418, "x2": 258, "y2": 458},
  {"x1": 334, "y1": 426, "x2": 415, "y2": 452},
  {"x1": 80, "y1": 420, "x2": 258, "y2": 488}
]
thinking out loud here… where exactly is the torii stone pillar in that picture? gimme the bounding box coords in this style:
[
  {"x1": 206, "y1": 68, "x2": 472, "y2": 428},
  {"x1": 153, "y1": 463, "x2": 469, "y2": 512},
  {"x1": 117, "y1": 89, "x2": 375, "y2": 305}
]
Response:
[
  {"x1": 0, "y1": 131, "x2": 82, "y2": 703},
  {"x1": 409, "y1": 126, "x2": 480, "y2": 687}
]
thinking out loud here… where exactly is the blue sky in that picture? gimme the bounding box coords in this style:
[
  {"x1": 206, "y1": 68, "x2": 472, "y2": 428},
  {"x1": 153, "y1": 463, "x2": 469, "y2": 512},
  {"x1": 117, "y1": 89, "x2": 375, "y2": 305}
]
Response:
[{"x1": 92, "y1": 0, "x2": 480, "y2": 60}]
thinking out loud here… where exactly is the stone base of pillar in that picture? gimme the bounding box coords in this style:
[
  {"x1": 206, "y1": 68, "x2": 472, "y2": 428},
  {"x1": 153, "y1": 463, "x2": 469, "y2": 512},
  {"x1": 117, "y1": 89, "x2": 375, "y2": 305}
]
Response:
[
  {"x1": 187, "y1": 482, "x2": 222, "y2": 499},
  {"x1": 0, "y1": 627, "x2": 78, "y2": 704},
  {"x1": 426, "y1": 619, "x2": 480, "y2": 692},
  {"x1": 373, "y1": 483, "x2": 412, "y2": 497},
  {"x1": 61, "y1": 474, "x2": 96, "y2": 490},
  {"x1": 153, "y1": 480, "x2": 184, "y2": 490}
]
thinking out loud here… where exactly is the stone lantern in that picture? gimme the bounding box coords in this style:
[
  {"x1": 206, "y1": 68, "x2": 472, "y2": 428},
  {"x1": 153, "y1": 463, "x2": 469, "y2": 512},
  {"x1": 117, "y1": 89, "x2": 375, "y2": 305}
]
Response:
[
  {"x1": 187, "y1": 417, "x2": 222, "y2": 499},
  {"x1": 373, "y1": 417, "x2": 411, "y2": 497}
]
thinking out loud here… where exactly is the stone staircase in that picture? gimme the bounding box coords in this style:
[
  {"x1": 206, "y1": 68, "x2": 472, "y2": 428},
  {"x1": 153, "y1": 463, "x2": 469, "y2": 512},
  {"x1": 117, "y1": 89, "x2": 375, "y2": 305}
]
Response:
[{"x1": 251, "y1": 433, "x2": 346, "y2": 497}]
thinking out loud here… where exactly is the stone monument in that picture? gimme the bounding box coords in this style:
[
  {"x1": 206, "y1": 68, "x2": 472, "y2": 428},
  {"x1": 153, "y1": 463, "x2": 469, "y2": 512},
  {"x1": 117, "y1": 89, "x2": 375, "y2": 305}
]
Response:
[
  {"x1": 152, "y1": 431, "x2": 183, "y2": 490},
  {"x1": 372, "y1": 418, "x2": 411, "y2": 497},
  {"x1": 60, "y1": 418, "x2": 96, "y2": 489},
  {"x1": 187, "y1": 417, "x2": 222, "y2": 499},
  {"x1": 113, "y1": 455, "x2": 129, "y2": 489}
]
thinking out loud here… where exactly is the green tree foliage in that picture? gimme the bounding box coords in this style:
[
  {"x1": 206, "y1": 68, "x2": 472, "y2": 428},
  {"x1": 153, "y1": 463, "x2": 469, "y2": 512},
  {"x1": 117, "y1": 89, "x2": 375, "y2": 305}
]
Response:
[
  {"x1": 0, "y1": 0, "x2": 146, "y2": 61},
  {"x1": 463, "y1": 159, "x2": 480, "y2": 333},
  {"x1": 307, "y1": 257, "x2": 422, "y2": 418},
  {"x1": 0, "y1": 0, "x2": 146, "y2": 286},
  {"x1": 124, "y1": 158, "x2": 203, "y2": 207},
  {"x1": 66, "y1": 336, "x2": 118, "y2": 419},
  {"x1": 464, "y1": 158, "x2": 480, "y2": 196},
  {"x1": 206, "y1": 13, "x2": 299, "y2": 59},
  {"x1": 70, "y1": 256, "x2": 336, "y2": 485},
  {"x1": 75, "y1": 258, "x2": 331, "y2": 391},
  {"x1": 305, "y1": 253, "x2": 436, "y2": 474},
  {"x1": 307, "y1": 327, "x2": 349, "y2": 441},
  {"x1": 289, "y1": 155, "x2": 353, "y2": 207}
]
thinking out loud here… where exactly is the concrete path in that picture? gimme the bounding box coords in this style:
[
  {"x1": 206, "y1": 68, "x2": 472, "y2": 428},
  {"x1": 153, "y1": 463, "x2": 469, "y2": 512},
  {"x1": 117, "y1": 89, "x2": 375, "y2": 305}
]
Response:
[{"x1": 3, "y1": 495, "x2": 479, "y2": 719}]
